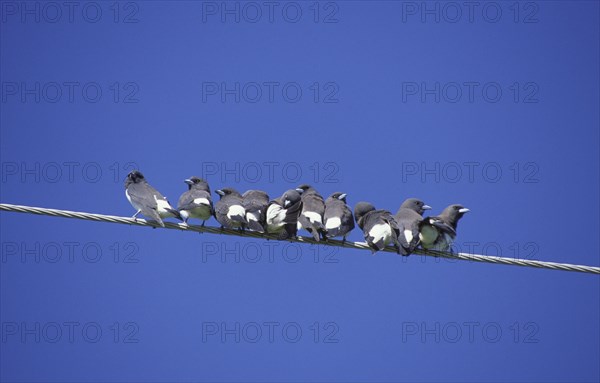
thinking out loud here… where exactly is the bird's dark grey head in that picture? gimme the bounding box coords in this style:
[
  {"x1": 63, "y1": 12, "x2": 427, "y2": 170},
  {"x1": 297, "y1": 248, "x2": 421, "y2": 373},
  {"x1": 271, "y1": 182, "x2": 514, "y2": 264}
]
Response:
[
  {"x1": 243, "y1": 190, "x2": 269, "y2": 200},
  {"x1": 125, "y1": 170, "x2": 145, "y2": 188},
  {"x1": 185, "y1": 176, "x2": 210, "y2": 192},
  {"x1": 328, "y1": 192, "x2": 348, "y2": 203},
  {"x1": 401, "y1": 198, "x2": 432, "y2": 215},
  {"x1": 215, "y1": 187, "x2": 241, "y2": 198},
  {"x1": 354, "y1": 201, "x2": 376, "y2": 227},
  {"x1": 282, "y1": 189, "x2": 302, "y2": 208},
  {"x1": 439, "y1": 204, "x2": 470, "y2": 228},
  {"x1": 296, "y1": 184, "x2": 315, "y2": 194}
]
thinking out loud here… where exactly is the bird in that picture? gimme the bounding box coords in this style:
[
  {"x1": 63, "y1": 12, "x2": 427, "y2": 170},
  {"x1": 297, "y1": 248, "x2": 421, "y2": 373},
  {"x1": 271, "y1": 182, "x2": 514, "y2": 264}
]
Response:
[
  {"x1": 296, "y1": 184, "x2": 326, "y2": 241},
  {"x1": 242, "y1": 189, "x2": 270, "y2": 233},
  {"x1": 214, "y1": 187, "x2": 248, "y2": 230},
  {"x1": 265, "y1": 189, "x2": 303, "y2": 240},
  {"x1": 177, "y1": 176, "x2": 214, "y2": 226},
  {"x1": 419, "y1": 204, "x2": 470, "y2": 252},
  {"x1": 323, "y1": 192, "x2": 354, "y2": 241},
  {"x1": 124, "y1": 170, "x2": 182, "y2": 227},
  {"x1": 394, "y1": 198, "x2": 432, "y2": 256},
  {"x1": 354, "y1": 202, "x2": 402, "y2": 254}
]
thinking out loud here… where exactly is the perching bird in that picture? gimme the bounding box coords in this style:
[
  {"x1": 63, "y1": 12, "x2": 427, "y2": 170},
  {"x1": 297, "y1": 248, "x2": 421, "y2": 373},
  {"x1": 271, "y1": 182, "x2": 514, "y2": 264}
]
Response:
[
  {"x1": 177, "y1": 176, "x2": 214, "y2": 226},
  {"x1": 214, "y1": 187, "x2": 247, "y2": 230},
  {"x1": 296, "y1": 184, "x2": 326, "y2": 241},
  {"x1": 324, "y1": 192, "x2": 354, "y2": 241},
  {"x1": 124, "y1": 170, "x2": 182, "y2": 227},
  {"x1": 354, "y1": 202, "x2": 402, "y2": 254},
  {"x1": 265, "y1": 189, "x2": 303, "y2": 240},
  {"x1": 419, "y1": 204, "x2": 470, "y2": 252},
  {"x1": 394, "y1": 198, "x2": 432, "y2": 256},
  {"x1": 242, "y1": 189, "x2": 270, "y2": 233}
]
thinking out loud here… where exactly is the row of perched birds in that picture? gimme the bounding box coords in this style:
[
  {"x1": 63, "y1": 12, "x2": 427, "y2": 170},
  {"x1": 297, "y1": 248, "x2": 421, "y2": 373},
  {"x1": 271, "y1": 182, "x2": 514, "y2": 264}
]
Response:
[{"x1": 124, "y1": 171, "x2": 470, "y2": 255}]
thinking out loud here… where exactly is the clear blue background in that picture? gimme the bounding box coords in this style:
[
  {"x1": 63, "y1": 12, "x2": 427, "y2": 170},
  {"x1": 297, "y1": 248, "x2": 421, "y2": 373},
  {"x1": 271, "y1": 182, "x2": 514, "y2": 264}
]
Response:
[{"x1": 1, "y1": 1, "x2": 599, "y2": 382}]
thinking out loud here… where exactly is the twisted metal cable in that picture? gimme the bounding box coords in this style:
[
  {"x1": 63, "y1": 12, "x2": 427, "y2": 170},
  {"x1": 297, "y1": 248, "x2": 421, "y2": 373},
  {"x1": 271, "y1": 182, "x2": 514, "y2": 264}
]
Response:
[{"x1": 1, "y1": 203, "x2": 598, "y2": 275}]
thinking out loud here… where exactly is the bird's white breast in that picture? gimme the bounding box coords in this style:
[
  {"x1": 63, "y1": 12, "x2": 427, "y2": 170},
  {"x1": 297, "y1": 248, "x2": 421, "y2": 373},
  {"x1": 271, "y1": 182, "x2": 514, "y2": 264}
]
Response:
[
  {"x1": 125, "y1": 189, "x2": 141, "y2": 210},
  {"x1": 125, "y1": 189, "x2": 133, "y2": 203},
  {"x1": 125, "y1": 190, "x2": 133, "y2": 204}
]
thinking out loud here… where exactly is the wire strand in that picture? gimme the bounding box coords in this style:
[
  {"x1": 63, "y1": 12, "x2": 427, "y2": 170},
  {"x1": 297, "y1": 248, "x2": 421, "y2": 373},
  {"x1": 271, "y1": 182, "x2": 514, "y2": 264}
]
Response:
[{"x1": 1, "y1": 203, "x2": 598, "y2": 275}]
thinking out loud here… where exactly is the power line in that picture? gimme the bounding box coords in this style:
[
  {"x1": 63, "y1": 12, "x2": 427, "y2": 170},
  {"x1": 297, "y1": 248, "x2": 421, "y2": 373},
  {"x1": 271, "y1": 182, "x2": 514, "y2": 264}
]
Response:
[{"x1": 1, "y1": 203, "x2": 598, "y2": 275}]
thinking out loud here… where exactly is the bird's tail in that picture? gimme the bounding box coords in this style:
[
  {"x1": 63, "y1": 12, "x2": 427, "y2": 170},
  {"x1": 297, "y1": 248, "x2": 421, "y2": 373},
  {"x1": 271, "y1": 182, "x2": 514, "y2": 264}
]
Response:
[
  {"x1": 298, "y1": 215, "x2": 312, "y2": 231},
  {"x1": 398, "y1": 245, "x2": 410, "y2": 256},
  {"x1": 283, "y1": 223, "x2": 298, "y2": 240},
  {"x1": 326, "y1": 227, "x2": 340, "y2": 238},
  {"x1": 167, "y1": 208, "x2": 183, "y2": 221},
  {"x1": 310, "y1": 227, "x2": 321, "y2": 241},
  {"x1": 366, "y1": 235, "x2": 384, "y2": 253},
  {"x1": 231, "y1": 215, "x2": 248, "y2": 224},
  {"x1": 298, "y1": 216, "x2": 326, "y2": 241},
  {"x1": 144, "y1": 209, "x2": 166, "y2": 227},
  {"x1": 246, "y1": 220, "x2": 265, "y2": 233}
]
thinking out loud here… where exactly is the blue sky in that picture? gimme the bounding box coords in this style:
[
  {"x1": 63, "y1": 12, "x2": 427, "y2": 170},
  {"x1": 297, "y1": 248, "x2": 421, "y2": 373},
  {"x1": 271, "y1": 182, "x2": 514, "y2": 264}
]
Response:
[{"x1": 1, "y1": 1, "x2": 599, "y2": 382}]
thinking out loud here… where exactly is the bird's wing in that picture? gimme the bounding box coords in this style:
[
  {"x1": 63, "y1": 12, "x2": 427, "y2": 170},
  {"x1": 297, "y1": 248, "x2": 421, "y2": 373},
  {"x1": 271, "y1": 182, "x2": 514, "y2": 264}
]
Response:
[
  {"x1": 177, "y1": 190, "x2": 193, "y2": 209},
  {"x1": 382, "y1": 213, "x2": 401, "y2": 244},
  {"x1": 343, "y1": 207, "x2": 356, "y2": 232},
  {"x1": 215, "y1": 200, "x2": 231, "y2": 216},
  {"x1": 283, "y1": 201, "x2": 303, "y2": 224},
  {"x1": 302, "y1": 194, "x2": 326, "y2": 215},
  {"x1": 394, "y1": 216, "x2": 411, "y2": 249},
  {"x1": 378, "y1": 211, "x2": 399, "y2": 231},
  {"x1": 128, "y1": 183, "x2": 158, "y2": 209},
  {"x1": 143, "y1": 183, "x2": 167, "y2": 201},
  {"x1": 178, "y1": 190, "x2": 212, "y2": 210},
  {"x1": 243, "y1": 198, "x2": 267, "y2": 214},
  {"x1": 127, "y1": 184, "x2": 164, "y2": 226},
  {"x1": 396, "y1": 209, "x2": 423, "y2": 251},
  {"x1": 425, "y1": 217, "x2": 457, "y2": 236}
]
